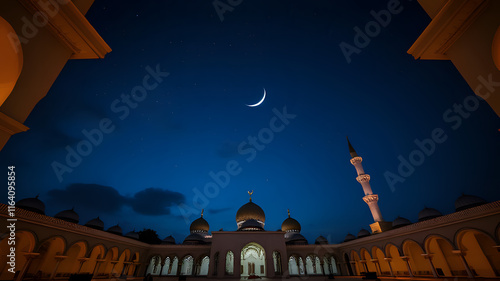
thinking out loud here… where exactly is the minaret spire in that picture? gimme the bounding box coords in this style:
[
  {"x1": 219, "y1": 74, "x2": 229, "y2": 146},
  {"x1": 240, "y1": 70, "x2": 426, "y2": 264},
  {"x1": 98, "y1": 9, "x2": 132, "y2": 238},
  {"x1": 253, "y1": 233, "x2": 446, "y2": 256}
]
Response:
[
  {"x1": 347, "y1": 138, "x2": 390, "y2": 233},
  {"x1": 347, "y1": 136, "x2": 358, "y2": 158}
]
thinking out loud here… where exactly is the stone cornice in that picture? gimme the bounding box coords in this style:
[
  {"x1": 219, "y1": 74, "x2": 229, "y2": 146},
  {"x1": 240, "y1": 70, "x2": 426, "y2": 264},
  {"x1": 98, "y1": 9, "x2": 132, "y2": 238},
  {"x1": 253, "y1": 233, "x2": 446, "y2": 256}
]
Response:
[
  {"x1": 337, "y1": 200, "x2": 500, "y2": 248},
  {"x1": 408, "y1": 0, "x2": 489, "y2": 59},
  {"x1": 0, "y1": 203, "x2": 148, "y2": 248},
  {"x1": 18, "y1": 0, "x2": 112, "y2": 59}
]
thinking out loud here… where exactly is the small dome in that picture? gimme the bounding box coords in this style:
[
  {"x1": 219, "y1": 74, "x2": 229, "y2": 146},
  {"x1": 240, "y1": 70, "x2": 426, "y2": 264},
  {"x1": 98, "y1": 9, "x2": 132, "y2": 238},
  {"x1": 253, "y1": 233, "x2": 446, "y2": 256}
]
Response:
[
  {"x1": 85, "y1": 217, "x2": 104, "y2": 230},
  {"x1": 344, "y1": 233, "x2": 356, "y2": 242},
  {"x1": 281, "y1": 210, "x2": 301, "y2": 232},
  {"x1": 162, "y1": 235, "x2": 176, "y2": 245},
  {"x1": 17, "y1": 196, "x2": 45, "y2": 214},
  {"x1": 236, "y1": 200, "x2": 265, "y2": 223},
  {"x1": 125, "y1": 230, "x2": 139, "y2": 240},
  {"x1": 107, "y1": 224, "x2": 123, "y2": 235},
  {"x1": 183, "y1": 233, "x2": 206, "y2": 245},
  {"x1": 357, "y1": 229, "x2": 371, "y2": 238},
  {"x1": 455, "y1": 194, "x2": 487, "y2": 212},
  {"x1": 392, "y1": 216, "x2": 412, "y2": 228},
  {"x1": 286, "y1": 233, "x2": 308, "y2": 245},
  {"x1": 54, "y1": 208, "x2": 79, "y2": 223},
  {"x1": 315, "y1": 236, "x2": 328, "y2": 244},
  {"x1": 239, "y1": 219, "x2": 264, "y2": 231},
  {"x1": 190, "y1": 216, "x2": 209, "y2": 233},
  {"x1": 418, "y1": 207, "x2": 442, "y2": 222}
]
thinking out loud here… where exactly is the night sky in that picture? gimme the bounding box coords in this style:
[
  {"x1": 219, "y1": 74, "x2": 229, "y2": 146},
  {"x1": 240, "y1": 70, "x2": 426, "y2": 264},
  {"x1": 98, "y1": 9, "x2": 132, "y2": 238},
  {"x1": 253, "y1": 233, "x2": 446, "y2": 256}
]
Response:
[{"x1": 2, "y1": 0, "x2": 499, "y2": 244}]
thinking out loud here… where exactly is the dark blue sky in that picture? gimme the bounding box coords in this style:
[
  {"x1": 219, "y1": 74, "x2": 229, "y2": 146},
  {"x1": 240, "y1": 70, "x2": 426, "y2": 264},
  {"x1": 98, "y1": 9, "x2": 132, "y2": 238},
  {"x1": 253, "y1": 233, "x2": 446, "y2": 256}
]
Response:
[{"x1": 2, "y1": 0, "x2": 499, "y2": 244}]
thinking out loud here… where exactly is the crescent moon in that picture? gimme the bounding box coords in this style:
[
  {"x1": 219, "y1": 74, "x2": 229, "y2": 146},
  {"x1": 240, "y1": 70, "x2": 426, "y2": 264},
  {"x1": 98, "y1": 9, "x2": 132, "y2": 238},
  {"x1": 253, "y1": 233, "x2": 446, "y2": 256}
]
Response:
[{"x1": 246, "y1": 88, "x2": 266, "y2": 107}]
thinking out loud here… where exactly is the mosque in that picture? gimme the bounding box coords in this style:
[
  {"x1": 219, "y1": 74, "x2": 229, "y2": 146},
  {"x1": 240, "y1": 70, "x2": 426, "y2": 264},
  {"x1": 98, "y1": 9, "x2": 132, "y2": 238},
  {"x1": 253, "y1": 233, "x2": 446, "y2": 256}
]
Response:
[
  {"x1": 1, "y1": 139, "x2": 499, "y2": 280},
  {"x1": 1, "y1": 0, "x2": 500, "y2": 280}
]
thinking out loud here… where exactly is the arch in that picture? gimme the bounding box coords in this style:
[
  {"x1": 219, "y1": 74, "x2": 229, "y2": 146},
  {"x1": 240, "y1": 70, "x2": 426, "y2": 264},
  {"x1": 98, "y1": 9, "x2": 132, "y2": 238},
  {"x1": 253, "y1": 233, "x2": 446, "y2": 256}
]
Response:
[
  {"x1": 298, "y1": 256, "x2": 305, "y2": 275},
  {"x1": 305, "y1": 255, "x2": 322, "y2": 275},
  {"x1": 425, "y1": 235, "x2": 463, "y2": 277},
  {"x1": 79, "y1": 244, "x2": 105, "y2": 274},
  {"x1": 360, "y1": 248, "x2": 376, "y2": 273},
  {"x1": 0, "y1": 16, "x2": 23, "y2": 107},
  {"x1": 402, "y1": 239, "x2": 431, "y2": 276},
  {"x1": 456, "y1": 229, "x2": 500, "y2": 277},
  {"x1": 372, "y1": 246, "x2": 390, "y2": 276},
  {"x1": 386, "y1": 243, "x2": 408, "y2": 276},
  {"x1": 350, "y1": 250, "x2": 362, "y2": 275},
  {"x1": 288, "y1": 255, "x2": 299, "y2": 275},
  {"x1": 98, "y1": 246, "x2": 119, "y2": 275},
  {"x1": 197, "y1": 256, "x2": 210, "y2": 276},
  {"x1": 180, "y1": 255, "x2": 194, "y2": 275},
  {"x1": 169, "y1": 256, "x2": 178, "y2": 275},
  {"x1": 161, "y1": 256, "x2": 171, "y2": 275},
  {"x1": 0, "y1": 231, "x2": 36, "y2": 279},
  {"x1": 57, "y1": 241, "x2": 87, "y2": 276},
  {"x1": 127, "y1": 252, "x2": 140, "y2": 276},
  {"x1": 343, "y1": 253, "x2": 353, "y2": 276},
  {"x1": 28, "y1": 236, "x2": 66, "y2": 277},
  {"x1": 240, "y1": 242, "x2": 266, "y2": 277},
  {"x1": 146, "y1": 255, "x2": 162, "y2": 275},
  {"x1": 225, "y1": 251, "x2": 234, "y2": 275},
  {"x1": 273, "y1": 251, "x2": 282, "y2": 275},
  {"x1": 114, "y1": 248, "x2": 130, "y2": 276}
]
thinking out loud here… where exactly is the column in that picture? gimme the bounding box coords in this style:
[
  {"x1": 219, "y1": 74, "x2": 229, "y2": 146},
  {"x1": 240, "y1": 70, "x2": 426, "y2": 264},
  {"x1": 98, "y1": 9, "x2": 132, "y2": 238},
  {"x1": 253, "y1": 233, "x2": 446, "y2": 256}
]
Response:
[
  {"x1": 49, "y1": 256, "x2": 67, "y2": 280},
  {"x1": 15, "y1": 253, "x2": 39, "y2": 281},
  {"x1": 401, "y1": 256, "x2": 414, "y2": 277},
  {"x1": 371, "y1": 259, "x2": 381, "y2": 275},
  {"x1": 452, "y1": 250, "x2": 474, "y2": 278},
  {"x1": 350, "y1": 261, "x2": 358, "y2": 275},
  {"x1": 77, "y1": 258, "x2": 88, "y2": 273},
  {"x1": 93, "y1": 259, "x2": 105, "y2": 275},
  {"x1": 421, "y1": 254, "x2": 438, "y2": 277},
  {"x1": 110, "y1": 261, "x2": 118, "y2": 276},
  {"x1": 384, "y1": 258, "x2": 394, "y2": 277},
  {"x1": 360, "y1": 260, "x2": 368, "y2": 273}
]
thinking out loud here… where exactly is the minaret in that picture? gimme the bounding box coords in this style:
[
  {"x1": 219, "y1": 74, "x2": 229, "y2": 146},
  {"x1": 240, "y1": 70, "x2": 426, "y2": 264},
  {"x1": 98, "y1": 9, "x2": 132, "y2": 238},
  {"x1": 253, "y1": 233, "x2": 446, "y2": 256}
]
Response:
[{"x1": 348, "y1": 137, "x2": 391, "y2": 233}]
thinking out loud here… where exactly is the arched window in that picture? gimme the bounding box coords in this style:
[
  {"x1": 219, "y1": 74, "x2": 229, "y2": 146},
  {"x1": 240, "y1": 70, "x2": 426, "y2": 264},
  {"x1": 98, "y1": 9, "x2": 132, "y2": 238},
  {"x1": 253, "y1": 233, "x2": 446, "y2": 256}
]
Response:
[
  {"x1": 180, "y1": 255, "x2": 194, "y2": 275},
  {"x1": 161, "y1": 257, "x2": 170, "y2": 275},
  {"x1": 288, "y1": 256, "x2": 299, "y2": 275},
  {"x1": 169, "y1": 257, "x2": 178, "y2": 275},
  {"x1": 273, "y1": 251, "x2": 282, "y2": 275},
  {"x1": 225, "y1": 251, "x2": 234, "y2": 275},
  {"x1": 199, "y1": 256, "x2": 210, "y2": 275}
]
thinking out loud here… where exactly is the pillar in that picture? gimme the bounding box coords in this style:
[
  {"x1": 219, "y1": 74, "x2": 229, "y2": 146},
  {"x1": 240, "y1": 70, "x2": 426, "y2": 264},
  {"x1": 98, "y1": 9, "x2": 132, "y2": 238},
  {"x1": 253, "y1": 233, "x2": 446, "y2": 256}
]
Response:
[
  {"x1": 421, "y1": 254, "x2": 438, "y2": 277},
  {"x1": 15, "y1": 253, "x2": 39, "y2": 281},
  {"x1": 49, "y1": 256, "x2": 67, "y2": 280},
  {"x1": 452, "y1": 250, "x2": 474, "y2": 278},
  {"x1": 384, "y1": 258, "x2": 394, "y2": 277},
  {"x1": 401, "y1": 256, "x2": 414, "y2": 277}
]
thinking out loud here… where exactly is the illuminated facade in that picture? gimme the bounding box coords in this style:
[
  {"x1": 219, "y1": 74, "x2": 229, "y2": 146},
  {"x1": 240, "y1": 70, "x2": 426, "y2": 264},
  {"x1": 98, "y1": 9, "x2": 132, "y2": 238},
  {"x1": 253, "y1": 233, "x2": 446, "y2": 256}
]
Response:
[{"x1": 1, "y1": 141, "x2": 499, "y2": 280}]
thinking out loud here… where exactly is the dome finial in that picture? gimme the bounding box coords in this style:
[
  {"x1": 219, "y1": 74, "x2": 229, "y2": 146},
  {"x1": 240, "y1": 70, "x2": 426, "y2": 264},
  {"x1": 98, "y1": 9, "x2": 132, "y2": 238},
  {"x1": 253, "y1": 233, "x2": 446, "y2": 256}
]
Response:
[
  {"x1": 201, "y1": 209, "x2": 204, "y2": 218},
  {"x1": 287, "y1": 209, "x2": 290, "y2": 218},
  {"x1": 248, "y1": 190, "x2": 253, "y2": 202},
  {"x1": 347, "y1": 136, "x2": 358, "y2": 158}
]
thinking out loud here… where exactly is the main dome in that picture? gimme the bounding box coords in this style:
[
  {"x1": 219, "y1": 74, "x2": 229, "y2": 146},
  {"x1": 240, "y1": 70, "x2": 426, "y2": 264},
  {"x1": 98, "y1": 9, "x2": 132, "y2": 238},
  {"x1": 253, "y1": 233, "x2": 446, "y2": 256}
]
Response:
[{"x1": 236, "y1": 200, "x2": 265, "y2": 223}]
